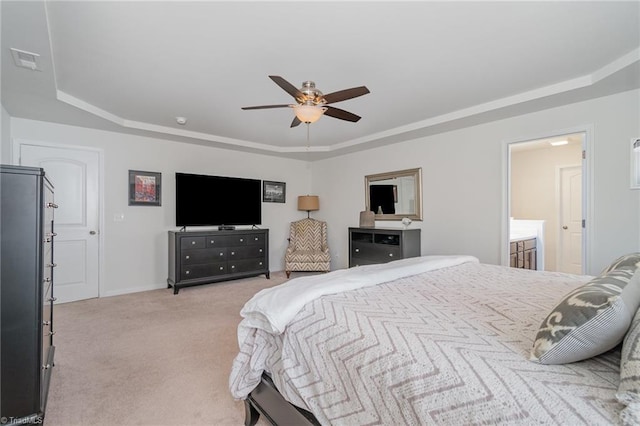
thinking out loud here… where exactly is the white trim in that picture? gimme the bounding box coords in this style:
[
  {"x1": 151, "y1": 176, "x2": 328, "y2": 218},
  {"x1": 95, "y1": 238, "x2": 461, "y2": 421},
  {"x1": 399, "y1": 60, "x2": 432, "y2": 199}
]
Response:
[
  {"x1": 12, "y1": 138, "x2": 105, "y2": 298},
  {"x1": 502, "y1": 124, "x2": 593, "y2": 274},
  {"x1": 101, "y1": 283, "x2": 167, "y2": 298},
  {"x1": 555, "y1": 164, "x2": 582, "y2": 273},
  {"x1": 630, "y1": 138, "x2": 640, "y2": 189}
]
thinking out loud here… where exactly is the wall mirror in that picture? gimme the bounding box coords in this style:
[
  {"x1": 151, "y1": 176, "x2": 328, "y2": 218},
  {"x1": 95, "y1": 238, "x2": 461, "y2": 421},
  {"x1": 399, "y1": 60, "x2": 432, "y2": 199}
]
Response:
[{"x1": 365, "y1": 168, "x2": 422, "y2": 221}]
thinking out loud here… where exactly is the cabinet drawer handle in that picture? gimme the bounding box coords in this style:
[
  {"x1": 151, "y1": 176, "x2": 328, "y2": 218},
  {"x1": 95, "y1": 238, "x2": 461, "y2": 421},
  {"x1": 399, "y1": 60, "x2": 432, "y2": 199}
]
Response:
[
  {"x1": 231, "y1": 265, "x2": 235, "y2": 269},
  {"x1": 46, "y1": 202, "x2": 58, "y2": 209},
  {"x1": 254, "y1": 237, "x2": 258, "y2": 241},
  {"x1": 231, "y1": 251, "x2": 235, "y2": 255},
  {"x1": 185, "y1": 255, "x2": 190, "y2": 259},
  {"x1": 220, "y1": 266, "x2": 224, "y2": 270},
  {"x1": 185, "y1": 270, "x2": 190, "y2": 275},
  {"x1": 219, "y1": 252, "x2": 224, "y2": 256},
  {"x1": 240, "y1": 238, "x2": 244, "y2": 242},
  {"x1": 355, "y1": 248, "x2": 360, "y2": 253},
  {"x1": 191, "y1": 241, "x2": 196, "y2": 245},
  {"x1": 389, "y1": 253, "x2": 394, "y2": 257},
  {"x1": 210, "y1": 240, "x2": 215, "y2": 244},
  {"x1": 259, "y1": 262, "x2": 263, "y2": 266},
  {"x1": 259, "y1": 248, "x2": 263, "y2": 253}
]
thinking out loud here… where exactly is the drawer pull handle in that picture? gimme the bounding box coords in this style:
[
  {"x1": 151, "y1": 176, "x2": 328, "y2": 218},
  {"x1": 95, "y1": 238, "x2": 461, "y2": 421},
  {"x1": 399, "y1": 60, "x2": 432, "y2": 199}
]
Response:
[
  {"x1": 240, "y1": 238, "x2": 244, "y2": 242},
  {"x1": 46, "y1": 202, "x2": 58, "y2": 209},
  {"x1": 191, "y1": 241, "x2": 196, "y2": 245},
  {"x1": 231, "y1": 265, "x2": 235, "y2": 269},
  {"x1": 220, "y1": 266, "x2": 224, "y2": 270},
  {"x1": 389, "y1": 253, "x2": 394, "y2": 257},
  {"x1": 185, "y1": 270, "x2": 190, "y2": 275},
  {"x1": 211, "y1": 240, "x2": 215, "y2": 243},
  {"x1": 259, "y1": 249, "x2": 263, "y2": 253},
  {"x1": 185, "y1": 255, "x2": 190, "y2": 259},
  {"x1": 259, "y1": 262, "x2": 263, "y2": 266},
  {"x1": 355, "y1": 248, "x2": 360, "y2": 253},
  {"x1": 220, "y1": 253, "x2": 224, "y2": 256},
  {"x1": 231, "y1": 251, "x2": 235, "y2": 255},
  {"x1": 254, "y1": 237, "x2": 258, "y2": 241}
]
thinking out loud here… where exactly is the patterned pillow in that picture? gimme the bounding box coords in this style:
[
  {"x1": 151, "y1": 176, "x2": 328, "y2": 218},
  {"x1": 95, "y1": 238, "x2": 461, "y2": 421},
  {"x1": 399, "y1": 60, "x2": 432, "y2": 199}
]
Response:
[
  {"x1": 617, "y1": 307, "x2": 640, "y2": 425},
  {"x1": 530, "y1": 268, "x2": 640, "y2": 364},
  {"x1": 601, "y1": 253, "x2": 640, "y2": 274}
]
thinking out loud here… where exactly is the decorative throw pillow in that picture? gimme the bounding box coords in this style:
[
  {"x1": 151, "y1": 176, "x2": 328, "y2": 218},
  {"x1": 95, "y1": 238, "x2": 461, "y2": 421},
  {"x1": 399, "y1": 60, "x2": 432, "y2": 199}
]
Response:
[
  {"x1": 530, "y1": 268, "x2": 640, "y2": 365},
  {"x1": 617, "y1": 307, "x2": 640, "y2": 425},
  {"x1": 601, "y1": 253, "x2": 640, "y2": 274}
]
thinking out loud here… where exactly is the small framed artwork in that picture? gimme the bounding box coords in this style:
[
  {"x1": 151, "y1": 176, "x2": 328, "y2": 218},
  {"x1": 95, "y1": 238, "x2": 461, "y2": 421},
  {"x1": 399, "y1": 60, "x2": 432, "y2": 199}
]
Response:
[
  {"x1": 263, "y1": 180, "x2": 286, "y2": 203},
  {"x1": 632, "y1": 138, "x2": 640, "y2": 189},
  {"x1": 128, "y1": 170, "x2": 162, "y2": 206}
]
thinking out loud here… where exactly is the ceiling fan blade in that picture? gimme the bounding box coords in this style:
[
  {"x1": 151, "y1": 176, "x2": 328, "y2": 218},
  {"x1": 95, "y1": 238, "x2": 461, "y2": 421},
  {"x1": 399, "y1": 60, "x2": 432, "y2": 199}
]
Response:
[
  {"x1": 269, "y1": 75, "x2": 303, "y2": 100},
  {"x1": 324, "y1": 106, "x2": 361, "y2": 122},
  {"x1": 241, "y1": 104, "x2": 291, "y2": 110},
  {"x1": 323, "y1": 86, "x2": 370, "y2": 104},
  {"x1": 290, "y1": 116, "x2": 302, "y2": 128}
]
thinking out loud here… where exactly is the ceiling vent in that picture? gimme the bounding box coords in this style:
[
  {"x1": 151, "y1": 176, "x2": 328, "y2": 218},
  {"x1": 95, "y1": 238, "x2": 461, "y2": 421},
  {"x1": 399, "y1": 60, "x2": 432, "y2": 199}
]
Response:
[{"x1": 10, "y1": 48, "x2": 41, "y2": 71}]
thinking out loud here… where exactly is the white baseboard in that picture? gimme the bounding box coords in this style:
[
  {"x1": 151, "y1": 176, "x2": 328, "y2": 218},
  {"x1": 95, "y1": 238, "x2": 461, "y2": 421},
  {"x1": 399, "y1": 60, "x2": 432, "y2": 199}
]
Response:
[{"x1": 100, "y1": 282, "x2": 167, "y2": 298}]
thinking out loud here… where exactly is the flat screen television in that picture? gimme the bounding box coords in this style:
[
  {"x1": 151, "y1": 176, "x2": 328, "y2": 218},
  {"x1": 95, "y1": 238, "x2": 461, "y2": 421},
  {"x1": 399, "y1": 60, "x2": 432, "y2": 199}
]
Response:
[{"x1": 175, "y1": 173, "x2": 261, "y2": 227}]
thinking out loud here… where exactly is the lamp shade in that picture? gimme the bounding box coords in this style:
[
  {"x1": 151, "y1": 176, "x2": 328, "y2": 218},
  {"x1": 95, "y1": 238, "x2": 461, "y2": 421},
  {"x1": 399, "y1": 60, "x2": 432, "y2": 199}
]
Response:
[
  {"x1": 298, "y1": 195, "x2": 319, "y2": 211},
  {"x1": 293, "y1": 105, "x2": 326, "y2": 123}
]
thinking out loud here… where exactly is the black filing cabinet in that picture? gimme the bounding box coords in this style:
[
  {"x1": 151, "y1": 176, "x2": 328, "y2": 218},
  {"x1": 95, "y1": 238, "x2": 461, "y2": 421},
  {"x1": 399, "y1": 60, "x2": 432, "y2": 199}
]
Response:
[{"x1": 1, "y1": 165, "x2": 56, "y2": 424}]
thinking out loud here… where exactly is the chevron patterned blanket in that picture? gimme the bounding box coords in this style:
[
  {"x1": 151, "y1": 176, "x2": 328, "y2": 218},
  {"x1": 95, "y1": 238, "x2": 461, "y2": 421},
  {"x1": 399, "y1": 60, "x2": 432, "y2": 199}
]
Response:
[{"x1": 230, "y1": 261, "x2": 623, "y2": 425}]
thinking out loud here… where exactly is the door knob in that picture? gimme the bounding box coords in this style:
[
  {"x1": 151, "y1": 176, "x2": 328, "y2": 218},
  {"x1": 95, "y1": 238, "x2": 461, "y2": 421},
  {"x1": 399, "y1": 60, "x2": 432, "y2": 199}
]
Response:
[{"x1": 562, "y1": 226, "x2": 568, "y2": 230}]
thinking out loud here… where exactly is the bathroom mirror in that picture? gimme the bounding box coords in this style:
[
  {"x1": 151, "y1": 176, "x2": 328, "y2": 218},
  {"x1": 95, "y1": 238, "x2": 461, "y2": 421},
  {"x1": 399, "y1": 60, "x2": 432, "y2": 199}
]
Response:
[{"x1": 365, "y1": 168, "x2": 422, "y2": 221}]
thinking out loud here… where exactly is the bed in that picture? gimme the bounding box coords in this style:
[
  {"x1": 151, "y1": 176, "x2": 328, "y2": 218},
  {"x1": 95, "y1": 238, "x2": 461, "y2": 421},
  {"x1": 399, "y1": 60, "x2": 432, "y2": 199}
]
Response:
[{"x1": 229, "y1": 255, "x2": 640, "y2": 425}]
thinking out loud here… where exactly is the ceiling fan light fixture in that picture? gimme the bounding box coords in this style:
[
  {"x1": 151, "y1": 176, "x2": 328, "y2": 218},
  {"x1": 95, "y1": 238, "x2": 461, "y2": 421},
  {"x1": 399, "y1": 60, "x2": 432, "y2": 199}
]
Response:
[{"x1": 293, "y1": 104, "x2": 326, "y2": 123}]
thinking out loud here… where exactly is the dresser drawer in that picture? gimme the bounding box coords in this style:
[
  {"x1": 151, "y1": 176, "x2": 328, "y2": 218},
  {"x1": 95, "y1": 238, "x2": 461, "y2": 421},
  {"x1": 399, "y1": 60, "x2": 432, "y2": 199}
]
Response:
[
  {"x1": 205, "y1": 235, "x2": 229, "y2": 247},
  {"x1": 181, "y1": 236, "x2": 205, "y2": 249},
  {"x1": 181, "y1": 262, "x2": 228, "y2": 280},
  {"x1": 228, "y1": 235, "x2": 249, "y2": 246},
  {"x1": 182, "y1": 248, "x2": 227, "y2": 264},
  {"x1": 229, "y1": 258, "x2": 267, "y2": 274},
  {"x1": 352, "y1": 243, "x2": 401, "y2": 262},
  {"x1": 246, "y1": 233, "x2": 266, "y2": 245},
  {"x1": 229, "y1": 245, "x2": 266, "y2": 260}
]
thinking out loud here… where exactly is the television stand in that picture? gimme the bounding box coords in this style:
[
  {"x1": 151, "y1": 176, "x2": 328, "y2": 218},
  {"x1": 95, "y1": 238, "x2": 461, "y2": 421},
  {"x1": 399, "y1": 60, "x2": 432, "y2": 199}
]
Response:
[{"x1": 167, "y1": 229, "x2": 269, "y2": 294}]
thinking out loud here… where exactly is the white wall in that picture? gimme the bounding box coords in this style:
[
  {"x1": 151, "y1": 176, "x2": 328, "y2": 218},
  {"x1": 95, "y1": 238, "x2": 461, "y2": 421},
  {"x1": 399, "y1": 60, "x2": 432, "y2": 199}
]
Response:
[
  {"x1": 7, "y1": 118, "x2": 312, "y2": 296},
  {"x1": 313, "y1": 89, "x2": 640, "y2": 275},
  {"x1": 0, "y1": 105, "x2": 9, "y2": 163}
]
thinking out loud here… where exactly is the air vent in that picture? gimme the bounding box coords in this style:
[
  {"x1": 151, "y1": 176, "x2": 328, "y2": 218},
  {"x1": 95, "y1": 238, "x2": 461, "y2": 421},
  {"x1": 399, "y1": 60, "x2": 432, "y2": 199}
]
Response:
[{"x1": 10, "y1": 48, "x2": 41, "y2": 71}]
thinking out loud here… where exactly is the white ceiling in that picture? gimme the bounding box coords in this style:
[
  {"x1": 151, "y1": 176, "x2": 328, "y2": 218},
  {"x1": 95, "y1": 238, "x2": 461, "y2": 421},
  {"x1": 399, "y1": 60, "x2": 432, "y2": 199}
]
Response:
[{"x1": 2, "y1": 1, "x2": 639, "y2": 160}]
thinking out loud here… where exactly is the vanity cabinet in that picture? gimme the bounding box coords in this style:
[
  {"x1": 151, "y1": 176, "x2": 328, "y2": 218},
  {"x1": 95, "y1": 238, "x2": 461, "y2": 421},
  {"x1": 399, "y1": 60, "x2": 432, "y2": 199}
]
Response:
[
  {"x1": 510, "y1": 238, "x2": 537, "y2": 270},
  {"x1": 1, "y1": 165, "x2": 56, "y2": 424},
  {"x1": 168, "y1": 229, "x2": 269, "y2": 294},
  {"x1": 349, "y1": 227, "x2": 421, "y2": 267}
]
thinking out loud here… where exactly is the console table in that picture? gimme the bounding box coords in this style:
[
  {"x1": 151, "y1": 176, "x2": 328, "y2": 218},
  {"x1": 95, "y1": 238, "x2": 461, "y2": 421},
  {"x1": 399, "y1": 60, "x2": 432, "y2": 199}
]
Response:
[
  {"x1": 349, "y1": 227, "x2": 421, "y2": 267},
  {"x1": 167, "y1": 229, "x2": 269, "y2": 294}
]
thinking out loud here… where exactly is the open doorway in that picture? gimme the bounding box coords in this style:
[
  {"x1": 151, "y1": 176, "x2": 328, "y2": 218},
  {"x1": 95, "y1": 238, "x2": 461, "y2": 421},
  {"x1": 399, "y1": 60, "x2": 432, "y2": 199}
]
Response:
[{"x1": 508, "y1": 132, "x2": 586, "y2": 273}]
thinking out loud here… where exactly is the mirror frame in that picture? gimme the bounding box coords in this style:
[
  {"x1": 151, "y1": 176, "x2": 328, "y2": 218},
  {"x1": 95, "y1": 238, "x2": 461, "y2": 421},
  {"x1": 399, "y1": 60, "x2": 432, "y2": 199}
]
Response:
[{"x1": 365, "y1": 167, "x2": 422, "y2": 221}]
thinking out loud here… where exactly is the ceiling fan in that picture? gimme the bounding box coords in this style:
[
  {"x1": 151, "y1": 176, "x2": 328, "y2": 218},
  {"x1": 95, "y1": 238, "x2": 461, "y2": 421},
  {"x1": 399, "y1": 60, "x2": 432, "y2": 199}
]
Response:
[{"x1": 242, "y1": 75, "x2": 370, "y2": 128}]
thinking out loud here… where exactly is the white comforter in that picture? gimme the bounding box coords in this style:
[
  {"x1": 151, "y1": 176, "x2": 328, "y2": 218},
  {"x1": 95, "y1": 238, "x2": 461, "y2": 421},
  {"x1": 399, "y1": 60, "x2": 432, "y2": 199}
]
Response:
[{"x1": 230, "y1": 257, "x2": 622, "y2": 425}]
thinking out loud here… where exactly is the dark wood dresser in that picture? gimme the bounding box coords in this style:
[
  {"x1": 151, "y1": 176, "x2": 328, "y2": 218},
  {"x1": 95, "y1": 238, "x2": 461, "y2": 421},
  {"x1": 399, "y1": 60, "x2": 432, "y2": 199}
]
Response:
[
  {"x1": 349, "y1": 227, "x2": 421, "y2": 267},
  {"x1": 1, "y1": 165, "x2": 56, "y2": 424},
  {"x1": 167, "y1": 229, "x2": 269, "y2": 294},
  {"x1": 510, "y1": 237, "x2": 537, "y2": 270}
]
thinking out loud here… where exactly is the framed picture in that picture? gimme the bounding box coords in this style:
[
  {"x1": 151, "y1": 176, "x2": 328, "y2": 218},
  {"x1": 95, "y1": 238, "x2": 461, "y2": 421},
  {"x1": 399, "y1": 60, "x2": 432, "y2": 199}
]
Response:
[
  {"x1": 263, "y1": 180, "x2": 286, "y2": 203},
  {"x1": 631, "y1": 138, "x2": 640, "y2": 189},
  {"x1": 128, "y1": 170, "x2": 162, "y2": 206}
]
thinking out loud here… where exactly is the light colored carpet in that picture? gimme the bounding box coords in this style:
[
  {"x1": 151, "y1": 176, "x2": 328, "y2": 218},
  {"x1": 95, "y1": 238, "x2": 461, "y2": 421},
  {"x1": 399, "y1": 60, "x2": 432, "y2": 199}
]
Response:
[{"x1": 45, "y1": 272, "x2": 291, "y2": 426}]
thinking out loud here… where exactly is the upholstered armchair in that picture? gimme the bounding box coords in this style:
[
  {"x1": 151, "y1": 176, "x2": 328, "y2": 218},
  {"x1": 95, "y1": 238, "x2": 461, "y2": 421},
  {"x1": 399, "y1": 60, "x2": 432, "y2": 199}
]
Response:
[{"x1": 285, "y1": 218, "x2": 331, "y2": 278}]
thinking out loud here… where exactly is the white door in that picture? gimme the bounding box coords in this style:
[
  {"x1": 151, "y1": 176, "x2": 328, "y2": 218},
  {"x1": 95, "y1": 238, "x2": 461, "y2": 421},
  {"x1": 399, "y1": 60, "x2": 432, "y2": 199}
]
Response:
[
  {"x1": 18, "y1": 143, "x2": 100, "y2": 303},
  {"x1": 559, "y1": 166, "x2": 582, "y2": 274}
]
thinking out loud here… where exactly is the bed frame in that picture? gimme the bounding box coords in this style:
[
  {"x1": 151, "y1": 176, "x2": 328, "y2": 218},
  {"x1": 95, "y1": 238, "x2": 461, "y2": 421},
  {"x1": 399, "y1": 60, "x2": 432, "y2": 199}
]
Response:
[{"x1": 244, "y1": 374, "x2": 320, "y2": 426}]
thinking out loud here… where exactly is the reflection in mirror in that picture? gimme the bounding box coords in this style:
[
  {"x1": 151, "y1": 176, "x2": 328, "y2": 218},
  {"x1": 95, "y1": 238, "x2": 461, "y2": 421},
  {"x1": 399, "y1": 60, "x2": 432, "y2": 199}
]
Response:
[{"x1": 365, "y1": 168, "x2": 422, "y2": 221}]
